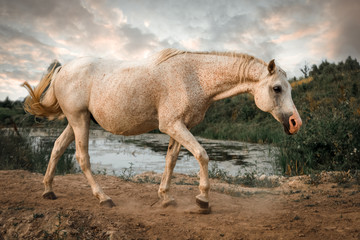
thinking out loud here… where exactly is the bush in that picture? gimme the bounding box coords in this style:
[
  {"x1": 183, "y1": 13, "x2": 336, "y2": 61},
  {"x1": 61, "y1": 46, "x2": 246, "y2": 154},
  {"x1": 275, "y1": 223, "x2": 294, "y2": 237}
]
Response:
[
  {"x1": 278, "y1": 58, "x2": 360, "y2": 175},
  {"x1": 0, "y1": 131, "x2": 76, "y2": 174}
]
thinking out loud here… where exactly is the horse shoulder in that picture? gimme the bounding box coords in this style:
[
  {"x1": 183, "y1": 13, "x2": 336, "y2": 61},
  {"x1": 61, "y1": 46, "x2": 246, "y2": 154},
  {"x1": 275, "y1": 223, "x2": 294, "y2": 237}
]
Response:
[{"x1": 154, "y1": 60, "x2": 210, "y2": 129}]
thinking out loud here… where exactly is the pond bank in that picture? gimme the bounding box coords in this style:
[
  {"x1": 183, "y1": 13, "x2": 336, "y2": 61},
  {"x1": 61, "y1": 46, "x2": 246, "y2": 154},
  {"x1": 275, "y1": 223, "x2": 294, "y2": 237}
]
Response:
[{"x1": 24, "y1": 128, "x2": 279, "y2": 176}]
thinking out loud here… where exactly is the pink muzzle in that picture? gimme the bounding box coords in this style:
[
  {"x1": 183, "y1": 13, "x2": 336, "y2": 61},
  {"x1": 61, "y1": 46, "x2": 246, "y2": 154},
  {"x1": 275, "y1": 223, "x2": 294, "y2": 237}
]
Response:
[{"x1": 288, "y1": 111, "x2": 302, "y2": 134}]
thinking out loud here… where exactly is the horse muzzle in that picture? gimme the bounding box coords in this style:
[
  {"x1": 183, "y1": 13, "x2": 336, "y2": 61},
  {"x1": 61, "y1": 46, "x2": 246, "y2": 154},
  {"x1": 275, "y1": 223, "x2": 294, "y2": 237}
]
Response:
[{"x1": 282, "y1": 111, "x2": 302, "y2": 135}]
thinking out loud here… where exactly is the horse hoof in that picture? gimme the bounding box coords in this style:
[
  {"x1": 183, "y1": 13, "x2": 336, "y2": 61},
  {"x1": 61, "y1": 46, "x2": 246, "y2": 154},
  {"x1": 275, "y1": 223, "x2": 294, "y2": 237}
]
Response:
[
  {"x1": 185, "y1": 206, "x2": 212, "y2": 214},
  {"x1": 42, "y1": 192, "x2": 57, "y2": 200},
  {"x1": 196, "y1": 198, "x2": 209, "y2": 209},
  {"x1": 161, "y1": 199, "x2": 177, "y2": 208},
  {"x1": 100, "y1": 199, "x2": 116, "y2": 208}
]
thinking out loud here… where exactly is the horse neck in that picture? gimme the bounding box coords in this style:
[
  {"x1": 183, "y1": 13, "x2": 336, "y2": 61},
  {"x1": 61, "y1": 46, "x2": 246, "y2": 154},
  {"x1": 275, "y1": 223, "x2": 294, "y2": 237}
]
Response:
[{"x1": 193, "y1": 54, "x2": 266, "y2": 101}]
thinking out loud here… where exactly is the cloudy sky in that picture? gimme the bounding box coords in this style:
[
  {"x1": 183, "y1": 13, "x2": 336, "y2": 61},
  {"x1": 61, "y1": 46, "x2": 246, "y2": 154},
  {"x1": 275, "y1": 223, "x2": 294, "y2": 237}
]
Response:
[{"x1": 0, "y1": 0, "x2": 359, "y2": 100}]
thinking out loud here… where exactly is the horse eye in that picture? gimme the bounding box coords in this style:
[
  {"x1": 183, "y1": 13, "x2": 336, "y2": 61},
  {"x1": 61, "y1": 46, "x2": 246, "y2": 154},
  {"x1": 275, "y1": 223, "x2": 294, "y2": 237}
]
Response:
[{"x1": 273, "y1": 86, "x2": 282, "y2": 93}]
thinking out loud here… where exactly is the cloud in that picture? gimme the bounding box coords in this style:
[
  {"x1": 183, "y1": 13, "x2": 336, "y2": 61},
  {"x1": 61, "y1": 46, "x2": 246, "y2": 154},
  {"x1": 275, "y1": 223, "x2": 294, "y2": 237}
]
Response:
[
  {"x1": 273, "y1": 27, "x2": 319, "y2": 44},
  {"x1": 326, "y1": 0, "x2": 360, "y2": 60},
  {"x1": 180, "y1": 37, "x2": 201, "y2": 51},
  {"x1": 0, "y1": 0, "x2": 173, "y2": 100},
  {"x1": 0, "y1": 0, "x2": 359, "y2": 100}
]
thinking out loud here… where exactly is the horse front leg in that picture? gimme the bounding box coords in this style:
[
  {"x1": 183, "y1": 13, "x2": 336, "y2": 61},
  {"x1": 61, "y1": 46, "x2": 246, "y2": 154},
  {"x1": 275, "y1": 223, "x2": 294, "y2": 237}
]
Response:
[
  {"x1": 43, "y1": 124, "x2": 75, "y2": 199},
  {"x1": 158, "y1": 137, "x2": 181, "y2": 207},
  {"x1": 161, "y1": 121, "x2": 211, "y2": 214},
  {"x1": 70, "y1": 112, "x2": 115, "y2": 207}
]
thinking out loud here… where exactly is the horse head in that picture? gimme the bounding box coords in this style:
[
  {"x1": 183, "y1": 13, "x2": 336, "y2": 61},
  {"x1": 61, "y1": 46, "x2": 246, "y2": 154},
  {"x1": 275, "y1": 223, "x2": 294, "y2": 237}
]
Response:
[{"x1": 253, "y1": 60, "x2": 302, "y2": 135}]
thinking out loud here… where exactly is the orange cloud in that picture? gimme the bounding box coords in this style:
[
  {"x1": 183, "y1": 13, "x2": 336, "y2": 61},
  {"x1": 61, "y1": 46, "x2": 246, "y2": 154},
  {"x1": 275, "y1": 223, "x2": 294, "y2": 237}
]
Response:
[
  {"x1": 272, "y1": 27, "x2": 318, "y2": 44},
  {"x1": 264, "y1": 14, "x2": 292, "y2": 31}
]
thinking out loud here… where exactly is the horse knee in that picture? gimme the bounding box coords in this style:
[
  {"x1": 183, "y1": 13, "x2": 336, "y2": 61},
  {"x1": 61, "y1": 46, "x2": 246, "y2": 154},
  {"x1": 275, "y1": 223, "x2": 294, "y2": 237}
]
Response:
[
  {"x1": 195, "y1": 148, "x2": 209, "y2": 164},
  {"x1": 76, "y1": 153, "x2": 91, "y2": 171}
]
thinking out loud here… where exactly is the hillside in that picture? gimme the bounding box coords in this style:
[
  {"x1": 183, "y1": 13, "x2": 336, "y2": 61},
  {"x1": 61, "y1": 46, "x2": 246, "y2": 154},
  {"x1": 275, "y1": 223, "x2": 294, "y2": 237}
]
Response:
[{"x1": 192, "y1": 57, "x2": 360, "y2": 174}]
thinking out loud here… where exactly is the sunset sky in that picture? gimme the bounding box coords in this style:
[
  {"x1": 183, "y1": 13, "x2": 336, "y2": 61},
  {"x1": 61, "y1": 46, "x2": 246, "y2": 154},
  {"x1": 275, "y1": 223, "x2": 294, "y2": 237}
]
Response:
[{"x1": 1, "y1": 0, "x2": 359, "y2": 100}]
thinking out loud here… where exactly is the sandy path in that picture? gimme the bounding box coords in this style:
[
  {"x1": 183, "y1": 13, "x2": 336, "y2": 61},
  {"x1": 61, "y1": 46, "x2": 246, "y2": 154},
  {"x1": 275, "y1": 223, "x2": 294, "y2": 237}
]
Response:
[{"x1": 0, "y1": 170, "x2": 359, "y2": 239}]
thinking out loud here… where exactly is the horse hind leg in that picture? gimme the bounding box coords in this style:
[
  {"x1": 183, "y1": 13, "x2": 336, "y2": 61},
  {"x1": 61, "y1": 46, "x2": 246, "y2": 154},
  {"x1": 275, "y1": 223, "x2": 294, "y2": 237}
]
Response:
[
  {"x1": 70, "y1": 112, "x2": 115, "y2": 207},
  {"x1": 161, "y1": 121, "x2": 211, "y2": 214},
  {"x1": 158, "y1": 137, "x2": 181, "y2": 207},
  {"x1": 43, "y1": 124, "x2": 75, "y2": 199}
]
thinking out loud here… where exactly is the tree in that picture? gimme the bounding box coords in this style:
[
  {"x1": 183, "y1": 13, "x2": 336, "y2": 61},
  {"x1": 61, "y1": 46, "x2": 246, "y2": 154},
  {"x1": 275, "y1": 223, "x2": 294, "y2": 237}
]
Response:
[
  {"x1": 0, "y1": 97, "x2": 12, "y2": 109},
  {"x1": 300, "y1": 62, "x2": 310, "y2": 78},
  {"x1": 344, "y1": 56, "x2": 360, "y2": 71},
  {"x1": 309, "y1": 64, "x2": 319, "y2": 76}
]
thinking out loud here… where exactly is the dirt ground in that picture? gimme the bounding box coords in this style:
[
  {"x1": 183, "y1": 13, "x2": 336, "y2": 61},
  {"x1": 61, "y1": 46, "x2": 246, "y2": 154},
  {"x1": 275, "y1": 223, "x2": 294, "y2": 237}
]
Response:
[{"x1": 0, "y1": 170, "x2": 359, "y2": 240}]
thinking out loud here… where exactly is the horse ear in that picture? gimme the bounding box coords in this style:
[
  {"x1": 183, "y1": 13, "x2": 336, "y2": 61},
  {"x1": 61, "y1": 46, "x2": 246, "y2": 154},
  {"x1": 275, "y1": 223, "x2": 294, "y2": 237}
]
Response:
[{"x1": 268, "y1": 59, "x2": 276, "y2": 75}]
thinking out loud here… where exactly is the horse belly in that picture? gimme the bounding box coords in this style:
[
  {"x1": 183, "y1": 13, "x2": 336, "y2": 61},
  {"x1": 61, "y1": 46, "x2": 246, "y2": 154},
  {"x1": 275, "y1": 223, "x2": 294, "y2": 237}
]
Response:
[
  {"x1": 84, "y1": 59, "x2": 162, "y2": 135},
  {"x1": 90, "y1": 96, "x2": 159, "y2": 136}
]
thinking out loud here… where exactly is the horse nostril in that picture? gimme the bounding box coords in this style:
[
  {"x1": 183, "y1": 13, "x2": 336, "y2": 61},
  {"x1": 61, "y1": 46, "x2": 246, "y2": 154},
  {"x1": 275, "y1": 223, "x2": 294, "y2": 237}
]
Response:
[{"x1": 291, "y1": 119, "x2": 296, "y2": 127}]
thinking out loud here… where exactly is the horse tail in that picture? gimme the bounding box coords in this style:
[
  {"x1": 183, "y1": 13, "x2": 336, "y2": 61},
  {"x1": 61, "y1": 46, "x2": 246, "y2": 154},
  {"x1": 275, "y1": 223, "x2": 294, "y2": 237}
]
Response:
[{"x1": 22, "y1": 64, "x2": 64, "y2": 120}]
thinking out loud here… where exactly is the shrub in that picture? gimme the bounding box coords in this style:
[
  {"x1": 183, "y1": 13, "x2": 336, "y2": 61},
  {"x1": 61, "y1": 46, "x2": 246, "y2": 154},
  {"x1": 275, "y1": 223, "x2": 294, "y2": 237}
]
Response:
[
  {"x1": 278, "y1": 59, "x2": 360, "y2": 175},
  {"x1": 0, "y1": 131, "x2": 76, "y2": 174}
]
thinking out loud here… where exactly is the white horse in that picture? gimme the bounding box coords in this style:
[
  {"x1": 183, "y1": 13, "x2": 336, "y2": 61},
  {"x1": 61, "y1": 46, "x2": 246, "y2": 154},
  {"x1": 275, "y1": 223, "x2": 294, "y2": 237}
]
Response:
[{"x1": 23, "y1": 49, "x2": 302, "y2": 213}]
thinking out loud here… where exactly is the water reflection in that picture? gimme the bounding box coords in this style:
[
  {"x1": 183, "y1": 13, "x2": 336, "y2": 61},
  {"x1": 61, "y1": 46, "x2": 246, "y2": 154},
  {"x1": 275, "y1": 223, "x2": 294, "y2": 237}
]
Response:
[{"x1": 27, "y1": 128, "x2": 279, "y2": 176}]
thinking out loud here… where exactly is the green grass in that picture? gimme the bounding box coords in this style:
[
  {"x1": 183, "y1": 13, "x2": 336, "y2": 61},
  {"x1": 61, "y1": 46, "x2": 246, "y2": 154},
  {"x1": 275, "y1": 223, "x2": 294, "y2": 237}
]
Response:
[
  {"x1": 208, "y1": 162, "x2": 280, "y2": 188},
  {"x1": 0, "y1": 131, "x2": 76, "y2": 175}
]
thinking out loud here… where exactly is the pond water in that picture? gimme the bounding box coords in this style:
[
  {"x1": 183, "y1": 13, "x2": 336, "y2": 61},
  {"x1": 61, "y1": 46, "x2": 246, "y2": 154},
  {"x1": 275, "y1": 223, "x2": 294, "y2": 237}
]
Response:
[{"x1": 27, "y1": 128, "x2": 279, "y2": 176}]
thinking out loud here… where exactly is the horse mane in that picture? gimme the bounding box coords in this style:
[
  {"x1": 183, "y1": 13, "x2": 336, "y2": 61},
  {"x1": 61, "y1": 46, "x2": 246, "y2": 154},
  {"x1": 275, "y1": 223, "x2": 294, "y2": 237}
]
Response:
[
  {"x1": 155, "y1": 48, "x2": 268, "y2": 82},
  {"x1": 155, "y1": 48, "x2": 267, "y2": 66}
]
